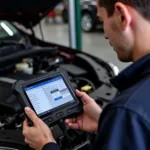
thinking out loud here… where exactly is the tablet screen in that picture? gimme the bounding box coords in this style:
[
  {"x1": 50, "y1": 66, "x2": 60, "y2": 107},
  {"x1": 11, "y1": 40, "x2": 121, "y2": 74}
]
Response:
[{"x1": 24, "y1": 76, "x2": 74, "y2": 116}]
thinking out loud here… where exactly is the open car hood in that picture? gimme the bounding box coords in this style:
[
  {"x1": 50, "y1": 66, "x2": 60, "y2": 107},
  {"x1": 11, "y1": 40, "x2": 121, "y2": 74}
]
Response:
[{"x1": 0, "y1": 0, "x2": 61, "y2": 28}]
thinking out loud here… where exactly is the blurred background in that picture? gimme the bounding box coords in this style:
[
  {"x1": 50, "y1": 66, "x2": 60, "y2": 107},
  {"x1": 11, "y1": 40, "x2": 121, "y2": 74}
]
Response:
[{"x1": 33, "y1": 0, "x2": 131, "y2": 71}]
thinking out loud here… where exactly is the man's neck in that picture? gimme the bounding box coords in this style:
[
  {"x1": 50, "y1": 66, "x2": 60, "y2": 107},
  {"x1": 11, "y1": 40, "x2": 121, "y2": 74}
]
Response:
[{"x1": 132, "y1": 22, "x2": 150, "y2": 62}]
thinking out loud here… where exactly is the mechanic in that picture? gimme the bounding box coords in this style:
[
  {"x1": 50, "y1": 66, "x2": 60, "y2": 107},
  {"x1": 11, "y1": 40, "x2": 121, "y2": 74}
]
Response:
[{"x1": 22, "y1": 0, "x2": 150, "y2": 150}]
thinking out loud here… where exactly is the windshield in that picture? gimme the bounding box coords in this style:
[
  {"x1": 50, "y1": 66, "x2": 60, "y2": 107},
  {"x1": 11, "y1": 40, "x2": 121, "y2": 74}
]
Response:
[{"x1": 0, "y1": 21, "x2": 22, "y2": 41}]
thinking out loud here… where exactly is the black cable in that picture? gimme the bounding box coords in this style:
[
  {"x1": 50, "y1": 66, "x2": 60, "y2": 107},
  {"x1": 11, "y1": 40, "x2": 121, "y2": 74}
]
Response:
[
  {"x1": 58, "y1": 119, "x2": 73, "y2": 150},
  {"x1": 0, "y1": 47, "x2": 58, "y2": 64}
]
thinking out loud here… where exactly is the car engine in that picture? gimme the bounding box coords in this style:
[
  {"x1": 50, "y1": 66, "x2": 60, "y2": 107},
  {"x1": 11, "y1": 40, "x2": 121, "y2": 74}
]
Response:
[{"x1": 0, "y1": 42, "x2": 118, "y2": 150}]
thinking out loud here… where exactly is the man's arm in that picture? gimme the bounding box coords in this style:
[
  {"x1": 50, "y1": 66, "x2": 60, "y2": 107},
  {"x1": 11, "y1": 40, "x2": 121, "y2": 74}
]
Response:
[
  {"x1": 23, "y1": 107, "x2": 60, "y2": 150},
  {"x1": 92, "y1": 107, "x2": 150, "y2": 150}
]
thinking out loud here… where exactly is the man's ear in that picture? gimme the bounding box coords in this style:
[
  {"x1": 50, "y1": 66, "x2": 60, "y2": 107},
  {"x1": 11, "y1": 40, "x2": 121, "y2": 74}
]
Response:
[{"x1": 114, "y1": 2, "x2": 131, "y2": 30}]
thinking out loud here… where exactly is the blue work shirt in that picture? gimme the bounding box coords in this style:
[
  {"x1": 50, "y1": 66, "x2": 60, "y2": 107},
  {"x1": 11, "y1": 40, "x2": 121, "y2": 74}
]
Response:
[
  {"x1": 92, "y1": 54, "x2": 150, "y2": 150},
  {"x1": 43, "y1": 54, "x2": 150, "y2": 150}
]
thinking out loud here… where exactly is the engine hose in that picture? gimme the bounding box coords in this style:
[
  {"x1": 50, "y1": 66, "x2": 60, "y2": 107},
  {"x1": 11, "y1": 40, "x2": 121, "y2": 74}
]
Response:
[{"x1": 0, "y1": 47, "x2": 58, "y2": 64}]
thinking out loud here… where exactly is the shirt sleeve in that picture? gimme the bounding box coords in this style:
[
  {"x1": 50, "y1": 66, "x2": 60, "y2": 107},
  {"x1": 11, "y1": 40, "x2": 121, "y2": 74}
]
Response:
[
  {"x1": 42, "y1": 142, "x2": 60, "y2": 150},
  {"x1": 92, "y1": 107, "x2": 150, "y2": 150}
]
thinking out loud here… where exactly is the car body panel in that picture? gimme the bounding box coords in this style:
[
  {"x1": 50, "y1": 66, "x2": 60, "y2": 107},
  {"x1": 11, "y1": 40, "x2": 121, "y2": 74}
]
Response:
[
  {"x1": 0, "y1": 0, "x2": 61, "y2": 27},
  {"x1": 62, "y1": 0, "x2": 102, "y2": 32}
]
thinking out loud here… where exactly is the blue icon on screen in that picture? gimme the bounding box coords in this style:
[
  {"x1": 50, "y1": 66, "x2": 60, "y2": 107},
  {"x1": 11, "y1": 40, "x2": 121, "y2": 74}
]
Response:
[{"x1": 55, "y1": 96, "x2": 63, "y2": 101}]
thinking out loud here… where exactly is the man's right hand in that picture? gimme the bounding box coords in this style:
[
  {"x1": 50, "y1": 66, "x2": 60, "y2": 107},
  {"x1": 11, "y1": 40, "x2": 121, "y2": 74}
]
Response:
[{"x1": 65, "y1": 90, "x2": 102, "y2": 133}]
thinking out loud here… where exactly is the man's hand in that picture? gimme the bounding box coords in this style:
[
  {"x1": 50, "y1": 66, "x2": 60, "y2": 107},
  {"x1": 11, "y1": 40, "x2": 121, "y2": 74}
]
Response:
[
  {"x1": 23, "y1": 107, "x2": 56, "y2": 150},
  {"x1": 65, "y1": 90, "x2": 102, "y2": 133}
]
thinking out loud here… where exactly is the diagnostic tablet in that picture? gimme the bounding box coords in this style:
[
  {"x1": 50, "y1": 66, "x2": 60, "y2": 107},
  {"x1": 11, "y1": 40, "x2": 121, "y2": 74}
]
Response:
[{"x1": 13, "y1": 68, "x2": 82, "y2": 126}]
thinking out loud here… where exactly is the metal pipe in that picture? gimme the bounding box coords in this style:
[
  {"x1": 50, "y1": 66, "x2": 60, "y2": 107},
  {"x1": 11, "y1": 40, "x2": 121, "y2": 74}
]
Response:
[
  {"x1": 68, "y1": 0, "x2": 77, "y2": 49},
  {"x1": 75, "y1": 0, "x2": 82, "y2": 50}
]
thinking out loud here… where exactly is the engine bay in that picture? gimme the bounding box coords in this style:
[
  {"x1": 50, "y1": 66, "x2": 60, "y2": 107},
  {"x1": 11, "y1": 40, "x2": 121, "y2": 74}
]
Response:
[{"x1": 0, "y1": 42, "x2": 118, "y2": 150}]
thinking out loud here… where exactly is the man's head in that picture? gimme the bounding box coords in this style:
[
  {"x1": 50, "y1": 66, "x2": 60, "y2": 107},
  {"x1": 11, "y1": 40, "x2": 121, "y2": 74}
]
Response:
[{"x1": 97, "y1": 0, "x2": 150, "y2": 62}]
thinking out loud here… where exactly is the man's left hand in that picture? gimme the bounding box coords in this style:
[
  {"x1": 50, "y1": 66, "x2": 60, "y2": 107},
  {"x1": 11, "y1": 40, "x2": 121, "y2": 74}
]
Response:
[{"x1": 23, "y1": 107, "x2": 56, "y2": 150}]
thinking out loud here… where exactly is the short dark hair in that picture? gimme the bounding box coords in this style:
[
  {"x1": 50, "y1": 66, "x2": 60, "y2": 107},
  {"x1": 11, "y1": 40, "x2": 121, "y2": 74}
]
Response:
[{"x1": 98, "y1": 0, "x2": 150, "y2": 20}]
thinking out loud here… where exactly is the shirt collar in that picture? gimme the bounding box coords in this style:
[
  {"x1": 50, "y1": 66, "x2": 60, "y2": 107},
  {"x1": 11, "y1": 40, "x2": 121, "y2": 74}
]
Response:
[{"x1": 110, "y1": 54, "x2": 150, "y2": 91}]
